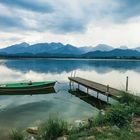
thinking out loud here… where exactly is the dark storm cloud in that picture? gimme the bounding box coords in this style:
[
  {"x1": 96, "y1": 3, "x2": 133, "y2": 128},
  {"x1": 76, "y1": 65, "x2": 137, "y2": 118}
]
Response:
[{"x1": 0, "y1": 0, "x2": 53, "y2": 13}]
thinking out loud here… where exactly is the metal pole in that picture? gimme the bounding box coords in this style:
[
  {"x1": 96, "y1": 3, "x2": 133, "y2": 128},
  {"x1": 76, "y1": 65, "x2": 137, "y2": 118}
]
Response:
[{"x1": 126, "y1": 76, "x2": 128, "y2": 92}]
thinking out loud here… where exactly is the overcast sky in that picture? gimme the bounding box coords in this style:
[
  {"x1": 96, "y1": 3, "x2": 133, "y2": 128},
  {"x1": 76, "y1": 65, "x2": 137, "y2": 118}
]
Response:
[{"x1": 0, "y1": 0, "x2": 140, "y2": 48}]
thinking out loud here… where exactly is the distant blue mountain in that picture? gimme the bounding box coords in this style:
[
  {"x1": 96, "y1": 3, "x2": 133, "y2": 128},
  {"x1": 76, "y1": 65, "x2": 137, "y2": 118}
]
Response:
[
  {"x1": 134, "y1": 47, "x2": 140, "y2": 52},
  {"x1": 0, "y1": 42, "x2": 140, "y2": 58},
  {"x1": 26, "y1": 42, "x2": 65, "y2": 54},
  {"x1": 53, "y1": 44, "x2": 84, "y2": 54},
  {"x1": 0, "y1": 43, "x2": 114, "y2": 54},
  {"x1": 83, "y1": 49, "x2": 140, "y2": 58},
  {"x1": 0, "y1": 42, "x2": 29, "y2": 54},
  {"x1": 80, "y1": 44, "x2": 113, "y2": 52},
  {"x1": 90, "y1": 44, "x2": 113, "y2": 51},
  {"x1": 0, "y1": 42, "x2": 84, "y2": 55},
  {"x1": 119, "y1": 45, "x2": 128, "y2": 50}
]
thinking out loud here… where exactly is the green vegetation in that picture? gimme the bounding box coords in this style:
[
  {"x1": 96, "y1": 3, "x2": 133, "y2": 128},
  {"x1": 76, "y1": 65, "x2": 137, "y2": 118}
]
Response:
[
  {"x1": 10, "y1": 130, "x2": 24, "y2": 140},
  {"x1": 37, "y1": 115, "x2": 68, "y2": 140},
  {"x1": 10, "y1": 92, "x2": 140, "y2": 140},
  {"x1": 93, "y1": 92, "x2": 140, "y2": 127},
  {"x1": 68, "y1": 92, "x2": 140, "y2": 139},
  {"x1": 103, "y1": 104, "x2": 132, "y2": 127},
  {"x1": 119, "y1": 91, "x2": 140, "y2": 116}
]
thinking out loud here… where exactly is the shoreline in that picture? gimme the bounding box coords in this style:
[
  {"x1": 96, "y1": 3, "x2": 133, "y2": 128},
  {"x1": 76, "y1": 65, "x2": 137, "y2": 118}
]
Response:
[
  {"x1": 1, "y1": 57, "x2": 140, "y2": 61},
  {"x1": 10, "y1": 92, "x2": 140, "y2": 140}
]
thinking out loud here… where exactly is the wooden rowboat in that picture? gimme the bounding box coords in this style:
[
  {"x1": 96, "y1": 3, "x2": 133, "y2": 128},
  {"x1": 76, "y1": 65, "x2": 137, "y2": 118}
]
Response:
[{"x1": 0, "y1": 81, "x2": 56, "y2": 94}]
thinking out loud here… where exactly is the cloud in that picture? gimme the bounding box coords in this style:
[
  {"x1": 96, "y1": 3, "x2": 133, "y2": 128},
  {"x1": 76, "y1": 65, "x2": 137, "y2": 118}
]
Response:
[
  {"x1": 0, "y1": 0, "x2": 140, "y2": 49},
  {"x1": 111, "y1": 0, "x2": 140, "y2": 21},
  {"x1": 0, "y1": 0, "x2": 140, "y2": 33},
  {"x1": 0, "y1": 0, "x2": 53, "y2": 13},
  {"x1": 0, "y1": 15, "x2": 25, "y2": 30}
]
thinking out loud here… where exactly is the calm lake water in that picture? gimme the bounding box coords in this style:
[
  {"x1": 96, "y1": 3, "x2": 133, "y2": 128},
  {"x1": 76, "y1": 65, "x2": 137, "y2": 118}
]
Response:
[{"x1": 0, "y1": 59, "x2": 140, "y2": 139}]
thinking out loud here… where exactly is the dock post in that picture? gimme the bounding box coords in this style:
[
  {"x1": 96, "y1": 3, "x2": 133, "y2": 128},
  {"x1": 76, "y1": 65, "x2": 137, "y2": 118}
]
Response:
[
  {"x1": 71, "y1": 72, "x2": 73, "y2": 77},
  {"x1": 78, "y1": 84, "x2": 80, "y2": 89},
  {"x1": 126, "y1": 76, "x2": 129, "y2": 92},
  {"x1": 107, "y1": 95, "x2": 109, "y2": 102},
  {"x1": 107, "y1": 85, "x2": 109, "y2": 92},
  {"x1": 69, "y1": 80, "x2": 71, "y2": 90},
  {"x1": 74, "y1": 71, "x2": 76, "y2": 77},
  {"x1": 87, "y1": 88, "x2": 89, "y2": 94},
  {"x1": 72, "y1": 81, "x2": 74, "y2": 90},
  {"x1": 107, "y1": 85, "x2": 109, "y2": 102},
  {"x1": 97, "y1": 92, "x2": 99, "y2": 98}
]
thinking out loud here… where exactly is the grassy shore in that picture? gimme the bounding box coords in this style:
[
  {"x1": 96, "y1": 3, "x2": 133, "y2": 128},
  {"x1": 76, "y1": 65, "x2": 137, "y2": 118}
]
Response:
[{"x1": 10, "y1": 92, "x2": 140, "y2": 140}]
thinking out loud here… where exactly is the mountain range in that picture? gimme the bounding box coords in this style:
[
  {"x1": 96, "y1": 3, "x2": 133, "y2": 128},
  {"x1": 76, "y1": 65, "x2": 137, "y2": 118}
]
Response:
[{"x1": 0, "y1": 42, "x2": 140, "y2": 58}]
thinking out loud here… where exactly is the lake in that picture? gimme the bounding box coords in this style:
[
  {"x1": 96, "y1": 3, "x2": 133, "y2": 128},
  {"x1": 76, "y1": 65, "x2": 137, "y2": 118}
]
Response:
[{"x1": 0, "y1": 59, "x2": 140, "y2": 139}]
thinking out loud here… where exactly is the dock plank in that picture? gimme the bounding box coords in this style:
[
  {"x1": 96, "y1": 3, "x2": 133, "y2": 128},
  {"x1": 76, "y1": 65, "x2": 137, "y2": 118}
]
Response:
[{"x1": 68, "y1": 77, "x2": 121, "y2": 99}]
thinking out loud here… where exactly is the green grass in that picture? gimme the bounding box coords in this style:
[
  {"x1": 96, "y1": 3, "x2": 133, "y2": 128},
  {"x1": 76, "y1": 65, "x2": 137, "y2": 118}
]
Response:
[
  {"x1": 119, "y1": 92, "x2": 140, "y2": 116},
  {"x1": 68, "y1": 125, "x2": 140, "y2": 140},
  {"x1": 119, "y1": 91, "x2": 140, "y2": 105},
  {"x1": 92, "y1": 92, "x2": 140, "y2": 128},
  {"x1": 106, "y1": 104, "x2": 132, "y2": 127},
  {"x1": 68, "y1": 130, "x2": 93, "y2": 140},
  {"x1": 37, "y1": 115, "x2": 68, "y2": 140},
  {"x1": 92, "y1": 104, "x2": 132, "y2": 128},
  {"x1": 10, "y1": 130, "x2": 24, "y2": 140}
]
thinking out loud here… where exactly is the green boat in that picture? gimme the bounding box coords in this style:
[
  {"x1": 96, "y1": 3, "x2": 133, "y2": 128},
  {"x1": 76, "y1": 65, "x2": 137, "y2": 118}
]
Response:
[{"x1": 0, "y1": 81, "x2": 56, "y2": 94}]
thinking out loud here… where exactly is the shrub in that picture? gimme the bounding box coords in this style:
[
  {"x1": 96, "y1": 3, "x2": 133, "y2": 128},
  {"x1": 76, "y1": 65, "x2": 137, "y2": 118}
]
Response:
[
  {"x1": 119, "y1": 92, "x2": 140, "y2": 105},
  {"x1": 119, "y1": 92, "x2": 140, "y2": 116},
  {"x1": 92, "y1": 103, "x2": 134, "y2": 128},
  {"x1": 38, "y1": 115, "x2": 68, "y2": 140},
  {"x1": 105, "y1": 104, "x2": 132, "y2": 128},
  {"x1": 129, "y1": 102, "x2": 140, "y2": 116}
]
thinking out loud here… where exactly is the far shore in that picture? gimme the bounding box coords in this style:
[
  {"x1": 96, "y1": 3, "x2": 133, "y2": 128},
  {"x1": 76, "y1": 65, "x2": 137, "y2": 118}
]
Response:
[{"x1": 1, "y1": 56, "x2": 140, "y2": 61}]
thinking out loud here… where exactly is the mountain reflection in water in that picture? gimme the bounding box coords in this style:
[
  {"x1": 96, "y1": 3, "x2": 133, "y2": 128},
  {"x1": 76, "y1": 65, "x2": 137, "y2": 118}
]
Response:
[{"x1": 2, "y1": 59, "x2": 140, "y2": 74}]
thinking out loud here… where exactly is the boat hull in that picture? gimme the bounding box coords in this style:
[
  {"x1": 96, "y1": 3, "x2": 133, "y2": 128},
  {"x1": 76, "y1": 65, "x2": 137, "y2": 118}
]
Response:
[
  {"x1": 0, "y1": 81, "x2": 56, "y2": 94},
  {"x1": 0, "y1": 87, "x2": 56, "y2": 95}
]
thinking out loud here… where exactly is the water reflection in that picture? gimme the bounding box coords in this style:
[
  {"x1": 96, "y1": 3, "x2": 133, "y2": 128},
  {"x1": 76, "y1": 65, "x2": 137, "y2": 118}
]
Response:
[
  {"x1": 0, "y1": 82, "x2": 96, "y2": 140},
  {"x1": 0, "y1": 59, "x2": 140, "y2": 139},
  {"x1": 1, "y1": 59, "x2": 140, "y2": 73},
  {"x1": 68, "y1": 89, "x2": 108, "y2": 109},
  {"x1": 0, "y1": 59, "x2": 140, "y2": 93},
  {"x1": 0, "y1": 87, "x2": 56, "y2": 95}
]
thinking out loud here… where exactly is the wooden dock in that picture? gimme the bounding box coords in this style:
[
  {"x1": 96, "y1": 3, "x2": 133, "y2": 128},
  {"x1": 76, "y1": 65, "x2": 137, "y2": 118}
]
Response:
[{"x1": 68, "y1": 77, "x2": 122, "y2": 100}]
